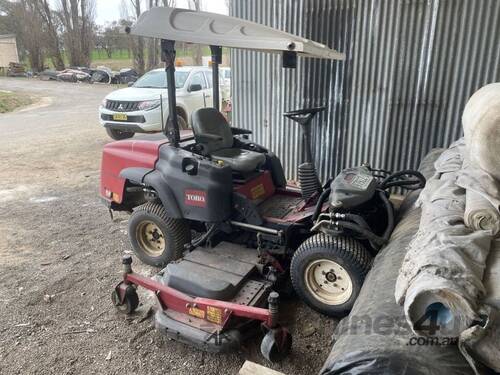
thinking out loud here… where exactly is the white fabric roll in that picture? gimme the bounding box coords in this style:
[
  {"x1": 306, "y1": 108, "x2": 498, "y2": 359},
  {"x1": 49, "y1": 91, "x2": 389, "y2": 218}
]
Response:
[
  {"x1": 464, "y1": 190, "x2": 500, "y2": 236},
  {"x1": 462, "y1": 82, "x2": 500, "y2": 180}
]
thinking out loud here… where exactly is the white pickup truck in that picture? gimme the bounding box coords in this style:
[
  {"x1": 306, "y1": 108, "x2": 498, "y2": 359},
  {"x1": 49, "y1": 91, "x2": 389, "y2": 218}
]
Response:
[{"x1": 99, "y1": 66, "x2": 214, "y2": 140}]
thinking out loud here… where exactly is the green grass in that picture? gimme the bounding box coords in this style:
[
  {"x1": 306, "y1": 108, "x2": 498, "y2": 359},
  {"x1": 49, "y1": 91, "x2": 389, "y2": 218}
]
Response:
[
  {"x1": 27, "y1": 47, "x2": 224, "y2": 71},
  {"x1": 0, "y1": 91, "x2": 33, "y2": 113}
]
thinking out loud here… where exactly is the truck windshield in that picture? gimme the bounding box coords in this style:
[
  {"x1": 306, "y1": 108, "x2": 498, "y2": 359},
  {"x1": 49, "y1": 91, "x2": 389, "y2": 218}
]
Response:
[{"x1": 133, "y1": 70, "x2": 189, "y2": 89}]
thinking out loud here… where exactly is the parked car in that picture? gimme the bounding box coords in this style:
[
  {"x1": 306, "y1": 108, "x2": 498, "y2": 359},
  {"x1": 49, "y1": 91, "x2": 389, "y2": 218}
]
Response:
[
  {"x1": 219, "y1": 67, "x2": 231, "y2": 101},
  {"x1": 99, "y1": 66, "x2": 214, "y2": 140}
]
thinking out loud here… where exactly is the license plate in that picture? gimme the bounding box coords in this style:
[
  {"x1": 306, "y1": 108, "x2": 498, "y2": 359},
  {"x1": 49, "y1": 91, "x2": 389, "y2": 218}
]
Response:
[{"x1": 112, "y1": 113, "x2": 128, "y2": 121}]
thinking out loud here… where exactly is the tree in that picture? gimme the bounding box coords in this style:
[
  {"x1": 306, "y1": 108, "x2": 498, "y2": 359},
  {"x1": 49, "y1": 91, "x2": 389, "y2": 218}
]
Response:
[
  {"x1": 188, "y1": 0, "x2": 202, "y2": 65},
  {"x1": 97, "y1": 22, "x2": 123, "y2": 58},
  {"x1": 129, "y1": 0, "x2": 145, "y2": 74},
  {"x1": 17, "y1": 0, "x2": 45, "y2": 71},
  {"x1": 146, "y1": 0, "x2": 159, "y2": 70},
  {"x1": 58, "y1": 0, "x2": 96, "y2": 67},
  {"x1": 37, "y1": 0, "x2": 65, "y2": 70}
]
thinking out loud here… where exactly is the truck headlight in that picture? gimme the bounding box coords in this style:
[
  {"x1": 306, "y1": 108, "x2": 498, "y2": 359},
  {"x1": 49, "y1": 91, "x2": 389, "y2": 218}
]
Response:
[
  {"x1": 101, "y1": 98, "x2": 107, "y2": 108},
  {"x1": 137, "y1": 99, "x2": 161, "y2": 111}
]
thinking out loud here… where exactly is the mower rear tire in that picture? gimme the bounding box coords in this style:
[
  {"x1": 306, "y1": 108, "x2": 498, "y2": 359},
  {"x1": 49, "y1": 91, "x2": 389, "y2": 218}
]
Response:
[
  {"x1": 112, "y1": 287, "x2": 139, "y2": 314},
  {"x1": 128, "y1": 202, "x2": 191, "y2": 267},
  {"x1": 106, "y1": 128, "x2": 134, "y2": 140},
  {"x1": 291, "y1": 234, "x2": 372, "y2": 318}
]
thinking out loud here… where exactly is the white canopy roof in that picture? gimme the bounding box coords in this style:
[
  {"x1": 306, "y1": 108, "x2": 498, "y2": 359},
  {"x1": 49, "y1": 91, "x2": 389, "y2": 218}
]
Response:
[{"x1": 131, "y1": 7, "x2": 345, "y2": 61}]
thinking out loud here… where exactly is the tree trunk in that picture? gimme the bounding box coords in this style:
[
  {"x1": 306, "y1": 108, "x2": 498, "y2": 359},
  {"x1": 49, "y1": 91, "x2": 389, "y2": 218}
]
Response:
[
  {"x1": 146, "y1": 0, "x2": 159, "y2": 70},
  {"x1": 39, "y1": 0, "x2": 65, "y2": 70},
  {"x1": 80, "y1": 0, "x2": 91, "y2": 66},
  {"x1": 131, "y1": 0, "x2": 145, "y2": 74},
  {"x1": 189, "y1": 0, "x2": 202, "y2": 65}
]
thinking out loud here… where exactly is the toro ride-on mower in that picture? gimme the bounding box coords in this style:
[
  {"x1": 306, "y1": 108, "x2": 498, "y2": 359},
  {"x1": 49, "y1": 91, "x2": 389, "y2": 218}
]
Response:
[{"x1": 101, "y1": 8, "x2": 425, "y2": 361}]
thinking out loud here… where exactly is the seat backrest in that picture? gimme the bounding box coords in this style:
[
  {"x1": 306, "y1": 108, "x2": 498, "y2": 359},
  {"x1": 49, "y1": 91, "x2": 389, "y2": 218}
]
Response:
[{"x1": 191, "y1": 108, "x2": 233, "y2": 153}]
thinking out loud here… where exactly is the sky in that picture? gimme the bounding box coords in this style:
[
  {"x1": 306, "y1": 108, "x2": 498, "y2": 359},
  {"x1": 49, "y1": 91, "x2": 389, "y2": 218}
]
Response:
[{"x1": 95, "y1": 0, "x2": 228, "y2": 25}]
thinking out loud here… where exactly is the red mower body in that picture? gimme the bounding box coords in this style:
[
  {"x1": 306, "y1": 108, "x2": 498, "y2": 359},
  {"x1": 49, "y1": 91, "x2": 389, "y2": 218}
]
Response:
[{"x1": 100, "y1": 140, "x2": 166, "y2": 204}]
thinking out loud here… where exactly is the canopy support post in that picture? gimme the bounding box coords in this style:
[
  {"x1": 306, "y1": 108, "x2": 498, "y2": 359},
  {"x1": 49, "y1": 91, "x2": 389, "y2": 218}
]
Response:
[
  {"x1": 161, "y1": 39, "x2": 180, "y2": 147},
  {"x1": 210, "y1": 45, "x2": 222, "y2": 111}
]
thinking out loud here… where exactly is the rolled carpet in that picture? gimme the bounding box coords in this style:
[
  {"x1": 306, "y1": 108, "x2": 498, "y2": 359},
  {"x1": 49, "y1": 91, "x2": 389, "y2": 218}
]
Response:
[
  {"x1": 464, "y1": 190, "x2": 500, "y2": 236},
  {"x1": 462, "y1": 82, "x2": 500, "y2": 181}
]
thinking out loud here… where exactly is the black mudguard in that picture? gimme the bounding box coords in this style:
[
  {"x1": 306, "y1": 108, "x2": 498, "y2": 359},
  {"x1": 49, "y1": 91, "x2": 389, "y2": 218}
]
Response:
[
  {"x1": 120, "y1": 167, "x2": 153, "y2": 184},
  {"x1": 143, "y1": 169, "x2": 183, "y2": 218}
]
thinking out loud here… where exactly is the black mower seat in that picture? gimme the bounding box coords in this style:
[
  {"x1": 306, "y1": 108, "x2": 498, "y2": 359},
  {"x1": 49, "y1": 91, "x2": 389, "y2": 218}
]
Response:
[
  {"x1": 164, "y1": 248, "x2": 257, "y2": 301},
  {"x1": 191, "y1": 108, "x2": 266, "y2": 173}
]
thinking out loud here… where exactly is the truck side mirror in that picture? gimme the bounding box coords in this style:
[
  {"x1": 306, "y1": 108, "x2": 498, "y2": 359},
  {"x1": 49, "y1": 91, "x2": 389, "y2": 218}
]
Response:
[
  {"x1": 188, "y1": 83, "x2": 202, "y2": 92},
  {"x1": 127, "y1": 82, "x2": 134, "y2": 87}
]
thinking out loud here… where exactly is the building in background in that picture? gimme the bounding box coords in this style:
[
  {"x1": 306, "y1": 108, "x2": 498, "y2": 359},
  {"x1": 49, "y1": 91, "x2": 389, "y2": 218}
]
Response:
[
  {"x1": 230, "y1": 0, "x2": 500, "y2": 180},
  {"x1": 0, "y1": 34, "x2": 19, "y2": 68}
]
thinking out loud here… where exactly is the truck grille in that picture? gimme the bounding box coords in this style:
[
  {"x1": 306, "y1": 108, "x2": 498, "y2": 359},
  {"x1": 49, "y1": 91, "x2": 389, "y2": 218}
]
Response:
[{"x1": 105, "y1": 100, "x2": 139, "y2": 112}]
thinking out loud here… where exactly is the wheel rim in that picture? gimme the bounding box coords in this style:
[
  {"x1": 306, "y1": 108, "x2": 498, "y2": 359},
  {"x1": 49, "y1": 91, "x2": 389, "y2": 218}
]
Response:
[
  {"x1": 304, "y1": 259, "x2": 353, "y2": 305},
  {"x1": 136, "y1": 220, "x2": 166, "y2": 256}
]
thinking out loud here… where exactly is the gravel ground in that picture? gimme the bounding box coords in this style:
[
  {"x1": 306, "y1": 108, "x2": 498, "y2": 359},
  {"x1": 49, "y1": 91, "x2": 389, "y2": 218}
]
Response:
[{"x1": 0, "y1": 77, "x2": 338, "y2": 375}]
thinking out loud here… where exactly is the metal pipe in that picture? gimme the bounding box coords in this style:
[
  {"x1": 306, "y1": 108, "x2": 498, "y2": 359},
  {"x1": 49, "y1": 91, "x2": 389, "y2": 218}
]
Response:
[
  {"x1": 210, "y1": 45, "x2": 222, "y2": 111},
  {"x1": 229, "y1": 220, "x2": 281, "y2": 235},
  {"x1": 160, "y1": 39, "x2": 180, "y2": 146}
]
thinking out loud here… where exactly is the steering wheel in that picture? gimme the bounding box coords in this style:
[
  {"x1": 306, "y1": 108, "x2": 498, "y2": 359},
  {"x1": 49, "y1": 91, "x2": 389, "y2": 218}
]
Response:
[{"x1": 283, "y1": 106, "x2": 326, "y2": 126}]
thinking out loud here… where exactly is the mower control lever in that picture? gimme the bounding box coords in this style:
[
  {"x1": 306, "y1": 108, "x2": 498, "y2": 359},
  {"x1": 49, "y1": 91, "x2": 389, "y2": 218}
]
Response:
[
  {"x1": 283, "y1": 106, "x2": 326, "y2": 164},
  {"x1": 283, "y1": 106, "x2": 326, "y2": 126}
]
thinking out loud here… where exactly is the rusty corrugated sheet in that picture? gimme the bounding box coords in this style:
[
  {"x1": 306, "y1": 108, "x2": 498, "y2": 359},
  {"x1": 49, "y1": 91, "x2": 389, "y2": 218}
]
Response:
[{"x1": 231, "y1": 0, "x2": 500, "y2": 180}]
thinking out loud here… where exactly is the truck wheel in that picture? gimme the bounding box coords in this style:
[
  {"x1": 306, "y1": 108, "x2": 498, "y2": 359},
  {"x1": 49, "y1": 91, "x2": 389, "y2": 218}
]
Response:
[
  {"x1": 290, "y1": 234, "x2": 372, "y2": 317},
  {"x1": 177, "y1": 115, "x2": 188, "y2": 130},
  {"x1": 106, "y1": 128, "x2": 134, "y2": 140},
  {"x1": 128, "y1": 202, "x2": 191, "y2": 267}
]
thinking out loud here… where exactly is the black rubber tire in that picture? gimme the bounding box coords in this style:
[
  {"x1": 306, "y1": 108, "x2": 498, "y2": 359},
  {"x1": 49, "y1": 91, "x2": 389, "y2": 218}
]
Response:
[
  {"x1": 177, "y1": 115, "x2": 188, "y2": 130},
  {"x1": 260, "y1": 329, "x2": 293, "y2": 362},
  {"x1": 106, "y1": 128, "x2": 134, "y2": 140},
  {"x1": 111, "y1": 287, "x2": 139, "y2": 314},
  {"x1": 128, "y1": 202, "x2": 191, "y2": 267},
  {"x1": 290, "y1": 234, "x2": 372, "y2": 318}
]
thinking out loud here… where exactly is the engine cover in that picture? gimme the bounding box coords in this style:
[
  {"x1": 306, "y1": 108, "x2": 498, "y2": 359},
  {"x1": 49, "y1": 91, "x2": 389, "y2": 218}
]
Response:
[{"x1": 329, "y1": 166, "x2": 377, "y2": 209}]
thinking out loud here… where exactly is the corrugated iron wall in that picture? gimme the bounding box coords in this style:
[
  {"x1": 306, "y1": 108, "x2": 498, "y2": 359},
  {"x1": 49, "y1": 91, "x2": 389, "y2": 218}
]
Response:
[{"x1": 231, "y1": 0, "x2": 500, "y2": 180}]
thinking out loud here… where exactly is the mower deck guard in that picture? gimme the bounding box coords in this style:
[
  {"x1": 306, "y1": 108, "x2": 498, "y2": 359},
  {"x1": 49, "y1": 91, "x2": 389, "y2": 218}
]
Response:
[{"x1": 155, "y1": 309, "x2": 243, "y2": 352}]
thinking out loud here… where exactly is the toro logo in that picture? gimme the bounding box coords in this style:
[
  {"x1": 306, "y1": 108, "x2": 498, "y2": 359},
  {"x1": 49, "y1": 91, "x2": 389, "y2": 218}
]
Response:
[{"x1": 184, "y1": 189, "x2": 207, "y2": 207}]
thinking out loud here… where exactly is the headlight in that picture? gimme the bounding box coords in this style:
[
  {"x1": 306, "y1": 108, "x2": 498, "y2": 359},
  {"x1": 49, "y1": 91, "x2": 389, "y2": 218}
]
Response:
[
  {"x1": 101, "y1": 98, "x2": 107, "y2": 107},
  {"x1": 137, "y1": 99, "x2": 161, "y2": 111}
]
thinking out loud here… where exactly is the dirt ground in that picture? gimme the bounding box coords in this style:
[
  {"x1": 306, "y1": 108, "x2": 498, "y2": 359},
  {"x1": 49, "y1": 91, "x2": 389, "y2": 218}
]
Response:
[{"x1": 0, "y1": 77, "x2": 338, "y2": 375}]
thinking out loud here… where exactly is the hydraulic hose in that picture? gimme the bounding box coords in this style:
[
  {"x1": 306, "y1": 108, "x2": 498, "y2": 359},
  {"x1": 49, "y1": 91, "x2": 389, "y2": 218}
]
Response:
[
  {"x1": 312, "y1": 188, "x2": 331, "y2": 222},
  {"x1": 378, "y1": 190, "x2": 395, "y2": 241},
  {"x1": 342, "y1": 213, "x2": 372, "y2": 232},
  {"x1": 380, "y1": 169, "x2": 426, "y2": 190},
  {"x1": 186, "y1": 223, "x2": 218, "y2": 250},
  {"x1": 334, "y1": 220, "x2": 387, "y2": 246}
]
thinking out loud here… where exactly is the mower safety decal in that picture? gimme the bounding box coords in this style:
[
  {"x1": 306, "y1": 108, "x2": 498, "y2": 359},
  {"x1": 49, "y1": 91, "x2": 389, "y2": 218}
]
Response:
[
  {"x1": 184, "y1": 189, "x2": 207, "y2": 207},
  {"x1": 206, "y1": 306, "x2": 223, "y2": 325},
  {"x1": 250, "y1": 183, "x2": 266, "y2": 200},
  {"x1": 188, "y1": 307, "x2": 205, "y2": 319}
]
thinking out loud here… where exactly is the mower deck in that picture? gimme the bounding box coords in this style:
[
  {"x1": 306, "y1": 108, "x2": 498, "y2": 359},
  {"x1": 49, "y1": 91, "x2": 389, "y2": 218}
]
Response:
[
  {"x1": 153, "y1": 242, "x2": 273, "y2": 352},
  {"x1": 159, "y1": 242, "x2": 267, "y2": 301}
]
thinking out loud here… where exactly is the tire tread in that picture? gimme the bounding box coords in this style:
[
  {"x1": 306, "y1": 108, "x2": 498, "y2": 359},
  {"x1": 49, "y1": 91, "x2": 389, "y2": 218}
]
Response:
[{"x1": 130, "y1": 201, "x2": 190, "y2": 265}]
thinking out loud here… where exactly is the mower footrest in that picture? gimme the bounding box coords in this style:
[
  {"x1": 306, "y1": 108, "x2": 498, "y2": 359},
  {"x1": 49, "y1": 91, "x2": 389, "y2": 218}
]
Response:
[{"x1": 163, "y1": 245, "x2": 259, "y2": 300}]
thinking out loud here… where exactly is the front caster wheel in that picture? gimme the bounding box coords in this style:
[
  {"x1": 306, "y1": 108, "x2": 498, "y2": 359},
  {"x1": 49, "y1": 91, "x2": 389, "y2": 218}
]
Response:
[
  {"x1": 260, "y1": 328, "x2": 292, "y2": 362},
  {"x1": 111, "y1": 286, "x2": 139, "y2": 314}
]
